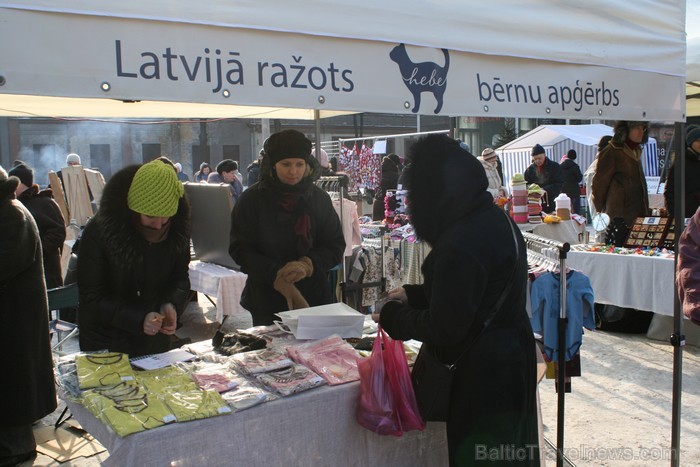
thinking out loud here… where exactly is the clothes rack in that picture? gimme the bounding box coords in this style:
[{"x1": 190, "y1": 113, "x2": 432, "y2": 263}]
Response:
[
  {"x1": 344, "y1": 226, "x2": 389, "y2": 309},
  {"x1": 315, "y1": 175, "x2": 349, "y2": 285},
  {"x1": 522, "y1": 232, "x2": 571, "y2": 467}
]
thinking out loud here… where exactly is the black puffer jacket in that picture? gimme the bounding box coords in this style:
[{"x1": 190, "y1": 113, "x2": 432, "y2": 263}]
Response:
[
  {"x1": 379, "y1": 135, "x2": 538, "y2": 466},
  {"x1": 77, "y1": 165, "x2": 191, "y2": 357},
  {"x1": 1, "y1": 176, "x2": 56, "y2": 426}
]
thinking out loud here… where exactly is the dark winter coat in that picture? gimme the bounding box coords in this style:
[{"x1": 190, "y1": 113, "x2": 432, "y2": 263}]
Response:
[
  {"x1": 246, "y1": 161, "x2": 261, "y2": 187},
  {"x1": 591, "y1": 140, "x2": 649, "y2": 227},
  {"x1": 372, "y1": 156, "x2": 402, "y2": 220},
  {"x1": 664, "y1": 147, "x2": 700, "y2": 218},
  {"x1": 560, "y1": 158, "x2": 583, "y2": 205},
  {"x1": 230, "y1": 158, "x2": 345, "y2": 326},
  {"x1": 77, "y1": 165, "x2": 191, "y2": 357},
  {"x1": 523, "y1": 157, "x2": 563, "y2": 213},
  {"x1": 379, "y1": 135, "x2": 538, "y2": 466},
  {"x1": 17, "y1": 184, "x2": 66, "y2": 289},
  {"x1": 0, "y1": 190, "x2": 57, "y2": 427}
]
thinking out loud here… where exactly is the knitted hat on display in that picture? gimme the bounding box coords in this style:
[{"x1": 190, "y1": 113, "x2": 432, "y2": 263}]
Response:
[
  {"x1": 481, "y1": 147, "x2": 497, "y2": 160},
  {"x1": 8, "y1": 163, "x2": 34, "y2": 187},
  {"x1": 66, "y1": 153, "x2": 81, "y2": 165},
  {"x1": 263, "y1": 129, "x2": 312, "y2": 165},
  {"x1": 531, "y1": 144, "x2": 546, "y2": 157},
  {"x1": 687, "y1": 125, "x2": 700, "y2": 147},
  {"x1": 127, "y1": 160, "x2": 184, "y2": 217}
]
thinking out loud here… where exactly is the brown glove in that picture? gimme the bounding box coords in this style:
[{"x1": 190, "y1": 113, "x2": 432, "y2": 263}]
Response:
[
  {"x1": 273, "y1": 275, "x2": 310, "y2": 310},
  {"x1": 278, "y1": 256, "x2": 314, "y2": 283}
]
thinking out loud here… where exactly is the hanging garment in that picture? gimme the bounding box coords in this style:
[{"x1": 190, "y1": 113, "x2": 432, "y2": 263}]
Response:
[{"x1": 530, "y1": 270, "x2": 595, "y2": 361}]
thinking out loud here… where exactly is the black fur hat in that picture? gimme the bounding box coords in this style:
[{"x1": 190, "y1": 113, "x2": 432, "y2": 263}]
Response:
[
  {"x1": 612, "y1": 121, "x2": 649, "y2": 145},
  {"x1": 263, "y1": 129, "x2": 313, "y2": 166}
]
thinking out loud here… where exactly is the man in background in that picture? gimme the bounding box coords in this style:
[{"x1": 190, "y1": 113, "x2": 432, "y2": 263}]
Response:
[
  {"x1": 9, "y1": 162, "x2": 66, "y2": 289},
  {"x1": 524, "y1": 144, "x2": 563, "y2": 213}
]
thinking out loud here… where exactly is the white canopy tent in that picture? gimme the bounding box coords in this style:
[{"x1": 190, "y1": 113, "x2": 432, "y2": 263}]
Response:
[
  {"x1": 0, "y1": 1, "x2": 686, "y2": 121},
  {"x1": 687, "y1": 36, "x2": 700, "y2": 117},
  {"x1": 497, "y1": 124, "x2": 659, "y2": 185},
  {"x1": 0, "y1": 1, "x2": 690, "y2": 465}
]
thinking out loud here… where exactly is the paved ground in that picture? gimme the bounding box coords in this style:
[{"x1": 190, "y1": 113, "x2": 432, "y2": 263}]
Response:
[{"x1": 31, "y1": 295, "x2": 700, "y2": 466}]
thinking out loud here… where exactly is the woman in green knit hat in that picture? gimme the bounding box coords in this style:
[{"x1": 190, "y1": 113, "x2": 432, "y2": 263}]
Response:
[{"x1": 77, "y1": 159, "x2": 192, "y2": 357}]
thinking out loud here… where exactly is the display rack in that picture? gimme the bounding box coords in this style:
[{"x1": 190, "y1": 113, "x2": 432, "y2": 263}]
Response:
[
  {"x1": 315, "y1": 175, "x2": 350, "y2": 284},
  {"x1": 522, "y1": 232, "x2": 571, "y2": 467}
]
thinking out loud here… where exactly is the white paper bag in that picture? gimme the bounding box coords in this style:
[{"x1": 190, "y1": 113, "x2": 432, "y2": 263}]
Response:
[{"x1": 275, "y1": 303, "x2": 365, "y2": 339}]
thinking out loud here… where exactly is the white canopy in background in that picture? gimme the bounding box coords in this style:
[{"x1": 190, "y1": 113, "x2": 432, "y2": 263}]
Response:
[
  {"x1": 496, "y1": 124, "x2": 659, "y2": 185},
  {"x1": 686, "y1": 36, "x2": 700, "y2": 117},
  {"x1": 0, "y1": 1, "x2": 686, "y2": 121}
]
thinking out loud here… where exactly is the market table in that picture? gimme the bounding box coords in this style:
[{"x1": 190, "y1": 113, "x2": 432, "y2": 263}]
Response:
[
  {"x1": 566, "y1": 250, "x2": 674, "y2": 316},
  {"x1": 188, "y1": 260, "x2": 249, "y2": 321},
  {"x1": 63, "y1": 380, "x2": 448, "y2": 466}
]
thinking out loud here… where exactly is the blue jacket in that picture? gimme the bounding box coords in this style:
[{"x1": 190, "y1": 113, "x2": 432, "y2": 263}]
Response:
[{"x1": 530, "y1": 270, "x2": 595, "y2": 361}]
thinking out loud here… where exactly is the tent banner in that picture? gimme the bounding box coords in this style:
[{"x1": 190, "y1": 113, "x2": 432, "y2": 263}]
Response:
[{"x1": 0, "y1": 8, "x2": 685, "y2": 121}]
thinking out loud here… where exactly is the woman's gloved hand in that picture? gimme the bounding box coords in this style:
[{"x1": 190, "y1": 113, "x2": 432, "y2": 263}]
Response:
[
  {"x1": 273, "y1": 274, "x2": 310, "y2": 310},
  {"x1": 278, "y1": 256, "x2": 314, "y2": 283}
]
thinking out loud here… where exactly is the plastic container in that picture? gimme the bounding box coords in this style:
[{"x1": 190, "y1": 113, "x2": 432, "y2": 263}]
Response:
[{"x1": 555, "y1": 194, "x2": 571, "y2": 220}]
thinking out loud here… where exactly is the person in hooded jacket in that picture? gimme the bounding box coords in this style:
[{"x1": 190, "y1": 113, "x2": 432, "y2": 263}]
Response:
[
  {"x1": 374, "y1": 135, "x2": 539, "y2": 466},
  {"x1": 194, "y1": 162, "x2": 212, "y2": 183},
  {"x1": 9, "y1": 162, "x2": 66, "y2": 289},
  {"x1": 77, "y1": 160, "x2": 191, "y2": 357},
  {"x1": 372, "y1": 153, "x2": 402, "y2": 221},
  {"x1": 0, "y1": 165, "x2": 56, "y2": 466},
  {"x1": 560, "y1": 149, "x2": 584, "y2": 215},
  {"x1": 591, "y1": 121, "x2": 650, "y2": 227},
  {"x1": 229, "y1": 129, "x2": 345, "y2": 326},
  {"x1": 664, "y1": 125, "x2": 700, "y2": 218}
]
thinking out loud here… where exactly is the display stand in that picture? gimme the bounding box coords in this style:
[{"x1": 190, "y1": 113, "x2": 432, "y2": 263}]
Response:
[{"x1": 522, "y1": 232, "x2": 571, "y2": 467}]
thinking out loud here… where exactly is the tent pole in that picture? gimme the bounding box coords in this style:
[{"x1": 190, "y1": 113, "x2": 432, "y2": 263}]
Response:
[
  {"x1": 670, "y1": 121, "x2": 685, "y2": 466},
  {"x1": 314, "y1": 109, "x2": 321, "y2": 162}
]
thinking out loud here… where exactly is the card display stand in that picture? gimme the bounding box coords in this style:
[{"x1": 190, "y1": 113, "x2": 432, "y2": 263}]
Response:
[{"x1": 624, "y1": 216, "x2": 672, "y2": 248}]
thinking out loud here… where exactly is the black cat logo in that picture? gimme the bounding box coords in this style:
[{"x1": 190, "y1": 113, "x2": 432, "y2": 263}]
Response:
[{"x1": 389, "y1": 43, "x2": 449, "y2": 114}]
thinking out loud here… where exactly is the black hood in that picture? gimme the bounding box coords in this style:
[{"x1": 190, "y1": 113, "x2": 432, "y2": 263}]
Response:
[{"x1": 405, "y1": 134, "x2": 492, "y2": 245}]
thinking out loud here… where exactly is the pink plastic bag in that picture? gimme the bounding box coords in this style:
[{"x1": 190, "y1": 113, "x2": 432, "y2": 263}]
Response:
[
  {"x1": 385, "y1": 333, "x2": 425, "y2": 432},
  {"x1": 356, "y1": 326, "x2": 425, "y2": 436}
]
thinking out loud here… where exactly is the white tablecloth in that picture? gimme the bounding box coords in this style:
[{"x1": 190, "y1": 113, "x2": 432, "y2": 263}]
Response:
[
  {"x1": 188, "y1": 261, "x2": 249, "y2": 321},
  {"x1": 566, "y1": 250, "x2": 674, "y2": 316},
  {"x1": 64, "y1": 381, "x2": 448, "y2": 466}
]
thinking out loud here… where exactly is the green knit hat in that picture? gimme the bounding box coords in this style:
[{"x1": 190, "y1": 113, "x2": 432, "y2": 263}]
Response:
[{"x1": 127, "y1": 160, "x2": 184, "y2": 217}]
